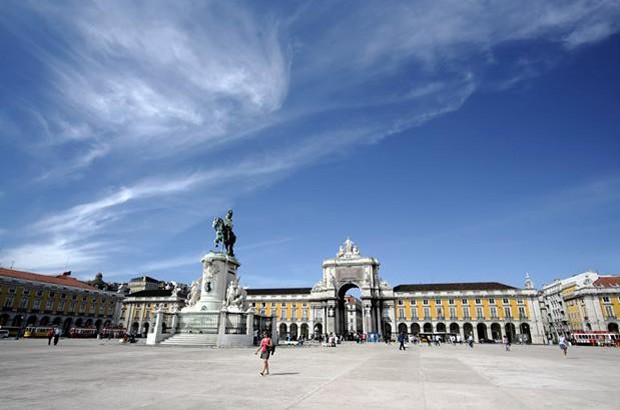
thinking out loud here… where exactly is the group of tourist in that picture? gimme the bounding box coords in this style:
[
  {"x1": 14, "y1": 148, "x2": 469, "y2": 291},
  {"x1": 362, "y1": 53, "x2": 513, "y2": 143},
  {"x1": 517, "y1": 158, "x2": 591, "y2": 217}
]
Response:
[{"x1": 46, "y1": 327, "x2": 62, "y2": 346}]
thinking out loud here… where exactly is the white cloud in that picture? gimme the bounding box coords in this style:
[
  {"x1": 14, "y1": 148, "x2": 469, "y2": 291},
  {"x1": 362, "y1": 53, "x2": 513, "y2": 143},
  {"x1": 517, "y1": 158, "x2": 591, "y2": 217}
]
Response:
[
  {"x1": 1, "y1": 239, "x2": 109, "y2": 274},
  {"x1": 3, "y1": 1, "x2": 620, "y2": 276}
]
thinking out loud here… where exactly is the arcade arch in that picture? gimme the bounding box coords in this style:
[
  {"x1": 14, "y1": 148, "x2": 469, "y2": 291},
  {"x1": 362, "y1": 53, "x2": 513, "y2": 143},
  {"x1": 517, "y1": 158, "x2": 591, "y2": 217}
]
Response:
[
  {"x1": 463, "y1": 323, "x2": 473, "y2": 339},
  {"x1": 336, "y1": 283, "x2": 362, "y2": 336},
  {"x1": 300, "y1": 323, "x2": 309, "y2": 339},
  {"x1": 477, "y1": 323, "x2": 488, "y2": 341},
  {"x1": 491, "y1": 323, "x2": 502, "y2": 340},
  {"x1": 505, "y1": 323, "x2": 516, "y2": 343},
  {"x1": 63, "y1": 318, "x2": 72, "y2": 334},
  {"x1": 290, "y1": 323, "x2": 298, "y2": 340},
  {"x1": 608, "y1": 322, "x2": 619, "y2": 333},
  {"x1": 520, "y1": 323, "x2": 532, "y2": 343}
]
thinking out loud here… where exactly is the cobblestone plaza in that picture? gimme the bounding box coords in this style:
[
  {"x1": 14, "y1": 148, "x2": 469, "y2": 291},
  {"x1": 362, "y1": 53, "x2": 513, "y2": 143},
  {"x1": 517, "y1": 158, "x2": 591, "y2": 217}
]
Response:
[{"x1": 1, "y1": 339, "x2": 618, "y2": 409}]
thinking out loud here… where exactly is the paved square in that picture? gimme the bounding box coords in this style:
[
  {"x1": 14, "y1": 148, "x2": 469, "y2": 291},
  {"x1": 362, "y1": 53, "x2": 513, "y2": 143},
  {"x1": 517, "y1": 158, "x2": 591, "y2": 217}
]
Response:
[{"x1": 1, "y1": 339, "x2": 618, "y2": 409}]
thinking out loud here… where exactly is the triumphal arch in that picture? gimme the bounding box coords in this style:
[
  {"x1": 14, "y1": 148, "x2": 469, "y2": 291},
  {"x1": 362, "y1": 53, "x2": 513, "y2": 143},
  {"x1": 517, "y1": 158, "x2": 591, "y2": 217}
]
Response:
[{"x1": 310, "y1": 238, "x2": 395, "y2": 336}]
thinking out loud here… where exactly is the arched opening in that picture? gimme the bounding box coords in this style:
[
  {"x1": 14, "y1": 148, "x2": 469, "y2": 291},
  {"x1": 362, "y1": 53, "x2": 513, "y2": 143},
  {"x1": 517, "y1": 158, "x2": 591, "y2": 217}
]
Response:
[
  {"x1": 12, "y1": 315, "x2": 23, "y2": 327},
  {"x1": 0, "y1": 314, "x2": 9, "y2": 326},
  {"x1": 63, "y1": 318, "x2": 73, "y2": 334},
  {"x1": 423, "y1": 322, "x2": 432, "y2": 333},
  {"x1": 75, "y1": 318, "x2": 84, "y2": 327},
  {"x1": 26, "y1": 315, "x2": 38, "y2": 326},
  {"x1": 398, "y1": 323, "x2": 408, "y2": 334},
  {"x1": 436, "y1": 322, "x2": 446, "y2": 333},
  {"x1": 411, "y1": 323, "x2": 420, "y2": 335},
  {"x1": 300, "y1": 323, "x2": 309, "y2": 339},
  {"x1": 39, "y1": 316, "x2": 50, "y2": 326},
  {"x1": 504, "y1": 323, "x2": 516, "y2": 343},
  {"x1": 449, "y1": 323, "x2": 460, "y2": 335},
  {"x1": 519, "y1": 323, "x2": 532, "y2": 343},
  {"x1": 95, "y1": 319, "x2": 102, "y2": 331},
  {"x1": 338, "y1": 284, "x2": 362, "y2": 337},
  {"x1": 491, "y1": 323, "x2": 502, "y2": 341},
  {"x1": 85, "y1": 319, "x2": 93, "y2": 328},
  {"x1": 607, "y1": 322, "x2": 619, "y2": 333},
  {"x1": 463, "y1": 322, "x2": 473, "y2": 339},
  {"x1": 103, "y1": 320, "x2": 111, "y2": 329},
  {"x1": 290, "y1": 323, "x2": 298, "y2": 340},
  {"x1": 130, "y1": 322, "x2": 139, "y2": 334},
  {"x1": 476, "y1": 323, "x2": 488, "y2": 341},
  {"x1": 142, "y1": 322, "x2": 150, "y2": 336},
  {"x1": 313, "y1": 323, "x2": 322, "y2": 339},
  {"x1": 162, "y1": 323, "x2": 168, "y2": 333},
  {"x1": 383, "y1": 323, "x2": 391, "y2": 339},
  {"x1": 52, "y1": 317, "x2": 62, "y2": 326},
  {"x1": 586, "y1": 322, "x2": 592, "y2": 331},
  {"x1": 279, "y1": 323, "x2": 288, "y2": 339}
]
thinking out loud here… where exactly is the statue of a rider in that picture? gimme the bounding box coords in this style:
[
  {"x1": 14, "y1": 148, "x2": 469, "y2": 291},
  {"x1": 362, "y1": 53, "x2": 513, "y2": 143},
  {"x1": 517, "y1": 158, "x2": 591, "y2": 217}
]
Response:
[{"x1": 212, "y1": 209, "x2": 237, "y2": 257}]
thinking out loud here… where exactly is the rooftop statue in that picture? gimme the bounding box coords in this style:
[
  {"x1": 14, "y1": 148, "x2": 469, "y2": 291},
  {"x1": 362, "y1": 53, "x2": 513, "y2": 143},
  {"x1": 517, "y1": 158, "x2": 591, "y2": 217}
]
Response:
[
  {"x1": 213, "y1": 209, "x2": 237, "y2": 257},
  {"x1": 336, "y1": 237, "x2": 361, "y2": 259}
]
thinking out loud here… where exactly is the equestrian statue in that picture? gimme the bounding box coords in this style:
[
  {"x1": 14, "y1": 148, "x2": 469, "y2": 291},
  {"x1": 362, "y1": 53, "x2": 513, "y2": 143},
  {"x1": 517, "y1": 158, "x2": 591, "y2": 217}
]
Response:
[{"x1": 212, "y1": 209, "x2": 237, "y2": 257}]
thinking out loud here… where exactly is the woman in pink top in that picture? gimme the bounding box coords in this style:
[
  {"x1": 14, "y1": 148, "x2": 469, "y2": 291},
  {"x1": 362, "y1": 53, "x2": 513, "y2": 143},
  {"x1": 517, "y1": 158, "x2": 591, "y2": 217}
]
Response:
[{"x1": 255, "y1": 331, "x2": 273, "y2": 376}]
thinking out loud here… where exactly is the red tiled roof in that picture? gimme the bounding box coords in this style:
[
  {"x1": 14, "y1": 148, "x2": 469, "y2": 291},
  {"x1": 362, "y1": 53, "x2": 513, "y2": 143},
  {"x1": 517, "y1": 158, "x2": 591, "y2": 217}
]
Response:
[
  {"x1": 0, "y1": 267, "x2": 98, "y2": 290},
  {"x1": 593, "y1": 276, "x2": 620, "y2": 288}
]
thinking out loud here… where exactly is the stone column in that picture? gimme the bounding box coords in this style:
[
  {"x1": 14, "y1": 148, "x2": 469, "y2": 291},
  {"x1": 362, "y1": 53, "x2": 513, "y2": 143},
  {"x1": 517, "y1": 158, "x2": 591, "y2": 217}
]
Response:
[
  {"x1": 246, "y1": 311, "x2": 254, "y2": 336},
  {"x1": 146, "y1": 309, "x2": 164, "y2": 345},
  {"x1": 361, "y1": 300, "x2": 370, "y2": 335},
  {"x1": 326, "y1": 301, "x2": 336, "y2": 334},
  {"x1": 170, "y1": 306, "x2": 179, "y2": 335},
  {"x1": 196, "y1": 252, "x2": 240, "y2": 312}
]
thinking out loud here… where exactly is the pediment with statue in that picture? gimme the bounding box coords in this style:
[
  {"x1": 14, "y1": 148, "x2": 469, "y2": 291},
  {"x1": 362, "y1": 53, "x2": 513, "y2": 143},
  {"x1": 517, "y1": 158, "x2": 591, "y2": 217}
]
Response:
[{"x1": 312, "y1": 238, "x2": 391, "y2": 298}]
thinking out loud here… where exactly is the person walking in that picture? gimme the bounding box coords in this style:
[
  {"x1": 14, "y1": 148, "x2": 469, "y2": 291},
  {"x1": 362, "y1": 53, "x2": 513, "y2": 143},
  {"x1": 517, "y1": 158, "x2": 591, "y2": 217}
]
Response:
[
  {"x1": 47, "y1": 327, "x2": 54, "y2": 346},
  {"x1": 255, "y1": 332, "x2": 273, "y2": 376},
  {"x1": 503, "y1": 335, "x2": 511, "y2": 351},
  {"x1": 53, "y1": 326, "x2": 61, "y2": 346},
  {"x1": 559, "y1": 335, "x2": 568, "y2": 357},
  {"x1": 398, "y1": 332, "x2": 406, "y2": 351},
  {"x1": 467, "y1": 334, "x2": 474, "y2": 348}
]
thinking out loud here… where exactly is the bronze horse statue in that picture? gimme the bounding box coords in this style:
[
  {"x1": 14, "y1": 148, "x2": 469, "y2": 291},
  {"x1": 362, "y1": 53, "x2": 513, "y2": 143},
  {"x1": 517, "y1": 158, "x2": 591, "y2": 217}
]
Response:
[{"x1": 212, "y1": 211, "x2": 236, "y2": 256}]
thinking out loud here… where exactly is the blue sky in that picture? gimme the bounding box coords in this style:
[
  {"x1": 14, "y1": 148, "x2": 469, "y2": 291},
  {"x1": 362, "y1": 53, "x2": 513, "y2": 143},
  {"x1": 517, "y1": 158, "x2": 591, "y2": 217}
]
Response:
[{"x1": 1, "y1": 1, "x2": 619, "y2": 289}]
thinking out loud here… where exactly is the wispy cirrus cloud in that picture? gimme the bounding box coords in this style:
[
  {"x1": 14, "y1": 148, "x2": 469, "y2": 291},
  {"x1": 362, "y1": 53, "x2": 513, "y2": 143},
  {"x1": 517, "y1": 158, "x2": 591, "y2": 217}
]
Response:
[{"x1": 1, "y1": 0, "x2": 619, "y2": 276}]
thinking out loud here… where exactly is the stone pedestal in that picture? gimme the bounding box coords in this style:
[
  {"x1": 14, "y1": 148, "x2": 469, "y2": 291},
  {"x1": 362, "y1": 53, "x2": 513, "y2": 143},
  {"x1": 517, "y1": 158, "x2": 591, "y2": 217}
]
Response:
[
  {"x1": 182, "y1": 252, "x2": 240, "y2": 313},
  {"x1": 164, "y1": 251, "x2": 258, "y2": 347},
  {"x1": 146, "y1": 309, "x2": 165, "y2": 345}
]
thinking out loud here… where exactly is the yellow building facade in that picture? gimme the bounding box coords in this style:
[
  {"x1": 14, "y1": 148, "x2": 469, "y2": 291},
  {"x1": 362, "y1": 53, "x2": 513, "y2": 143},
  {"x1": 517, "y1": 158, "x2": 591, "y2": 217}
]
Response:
[
  {"x1": 0, "y1": 267, "x2": 121, "y2": 334},
  {"x1": 246, "y1": 239, "x2": 546, "y2": 343}
]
